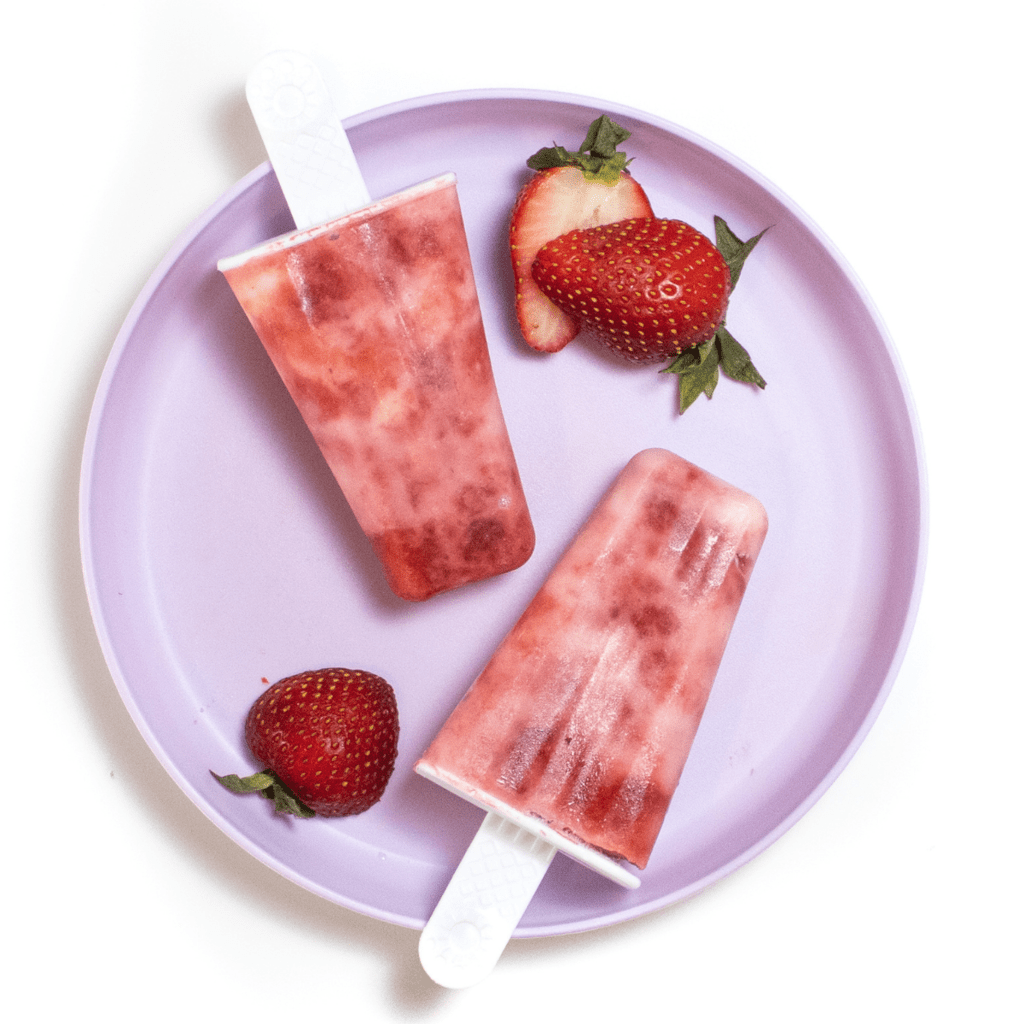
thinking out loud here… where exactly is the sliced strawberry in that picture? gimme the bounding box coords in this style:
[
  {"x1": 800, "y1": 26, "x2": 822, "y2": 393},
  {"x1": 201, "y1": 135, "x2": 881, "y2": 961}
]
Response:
[{"x1": 509, "y1": 115, "x2": 654, "y2": 353}]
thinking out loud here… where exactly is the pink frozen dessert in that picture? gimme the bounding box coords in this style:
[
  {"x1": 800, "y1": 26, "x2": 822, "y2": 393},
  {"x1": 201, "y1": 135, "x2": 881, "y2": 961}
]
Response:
[
  {"x1": 219, "y1": 174, "x2": 535, "y2": 601},
  {"x1": 416, "y1": 447, "x2": 768, "y2": 870}
]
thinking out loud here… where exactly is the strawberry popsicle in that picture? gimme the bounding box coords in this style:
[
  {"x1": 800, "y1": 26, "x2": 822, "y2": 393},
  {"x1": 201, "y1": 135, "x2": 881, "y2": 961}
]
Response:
[
  {"x1": 219, "y1": 174, "x2": 534, "y2": 600},
  {"x1": 416, "y1": 447, "x2": 768, "y2": 872},
  {"x1": 217, "y1": 53, "x2": 534, "y2": 601}
]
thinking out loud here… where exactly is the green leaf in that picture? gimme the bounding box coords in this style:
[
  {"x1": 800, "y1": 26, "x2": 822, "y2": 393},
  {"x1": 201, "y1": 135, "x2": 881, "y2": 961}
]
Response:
[
  {"x1": 579, "y1": 114, "x2": 632, "y2": 160},
  {"x1": 714, "y1": 216, "x2": 768, "y2": 289},
  {"x1": 211, "y1": 770, "x2": 275, "y2": 794},
  {"x1": 266, "y1": 786, "x2": 316, "y2": 818},
  {"x1": 717, "y1": 327, "x2": 767, "y2": 388},
  {"x1": 664, "y1": 345, "x2": 704, "y2": 375},
  {"x1": 211, "y1": 769, "x2": 316, "y2": 818},
  {"x1": 526, "y1": 145, "x2": 579, "y2": 171},
  {"x1": 525, "y1": 115, "x2": 632, "y2": 185},
  {"x1": 662, "y1": 339, "x2": 721, "y2": 413}
]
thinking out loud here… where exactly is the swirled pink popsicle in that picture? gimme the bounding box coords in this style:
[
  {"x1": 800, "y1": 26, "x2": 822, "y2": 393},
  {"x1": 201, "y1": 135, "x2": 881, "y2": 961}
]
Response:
[
  {"x1": 415, "y1": 448, "x2": 767, "y2": 986},
  {"x1": 417, "y1": 447, "x2": 768, "y2": 872},
  {"x1": 218, "y1": 53, "x2": 534, "y2": 600}
]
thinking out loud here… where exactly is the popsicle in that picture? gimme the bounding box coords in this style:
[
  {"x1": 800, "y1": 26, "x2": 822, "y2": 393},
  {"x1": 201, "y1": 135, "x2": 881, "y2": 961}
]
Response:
[
  {"x1": 218, "y1": 52, "x2": 534, "y2": 601},
  {"x1": 415, "y1": 447, "x2": 768, "y2": 986}
]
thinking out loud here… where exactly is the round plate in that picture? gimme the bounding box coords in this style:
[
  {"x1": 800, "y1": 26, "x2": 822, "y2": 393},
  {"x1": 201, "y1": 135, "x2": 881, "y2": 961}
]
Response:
[{"x1": 80, "y1": 89, "x2": 926, "y2": 936}]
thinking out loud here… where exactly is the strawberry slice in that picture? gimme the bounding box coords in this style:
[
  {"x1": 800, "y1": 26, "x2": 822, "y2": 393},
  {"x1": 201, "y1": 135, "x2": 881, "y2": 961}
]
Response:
[{"x1": 509, "y1": 115, "x2": 654, "y2": 352}]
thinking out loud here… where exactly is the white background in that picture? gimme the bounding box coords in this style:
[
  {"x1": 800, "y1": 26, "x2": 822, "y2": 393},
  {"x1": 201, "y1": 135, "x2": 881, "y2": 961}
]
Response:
[{"x1": 4, "y1": 1, "x2": 1020, "y2": 1020}]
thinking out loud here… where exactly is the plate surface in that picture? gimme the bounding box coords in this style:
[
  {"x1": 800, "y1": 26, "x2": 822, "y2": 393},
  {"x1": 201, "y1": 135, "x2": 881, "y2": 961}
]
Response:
[{"x1": 80, "y1": 89, "x2": 926, "y2": 936}]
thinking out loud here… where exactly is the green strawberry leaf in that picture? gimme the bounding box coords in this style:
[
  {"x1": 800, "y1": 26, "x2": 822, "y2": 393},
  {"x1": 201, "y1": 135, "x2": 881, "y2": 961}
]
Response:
[
  {"x1": 265, "y1": 785, "x2": 316, "y2": 818},
  {"x1": 211, "y1": 769, "x2": 316, "y2": 818},
  {"x1": 212, "y1": 770, "x2": 276, "y2": 794},
  {"x1": 527, "y1": 114, "x2": 633, "y2": 185},
  {"x1": 579, "y1": 114, "x2": 632, "y2": 160},
  {"x1": 714, "y1": 216, "x2": 768, "y2": 289},
  {"x1": 663, "y1": 338, "x2": 721, "y2": 413},
  {"x1": 717, "y1": 327, "x2": 767, "y2": 388},
  {"x1": 526, "y1": 144, "x2": 580, "y2": 170},
  {"x1": 664, "y1": 345, "x2": 704, "y2": 374}
]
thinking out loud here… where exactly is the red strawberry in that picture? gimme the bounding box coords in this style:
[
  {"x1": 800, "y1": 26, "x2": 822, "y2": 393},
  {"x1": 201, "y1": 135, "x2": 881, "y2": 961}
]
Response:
[
  {"x1": 509, "y1": 115, "x2": 654, "y2": 353},
  {"x1": 531, "y1": 215, "x2": 768, "y2": 413},
  {"x1": 213, "y1": 668, "x2": 399, "y2": 817},
  {"x1": 533, "y1": 218, "x2": 729, "y2": 359}
]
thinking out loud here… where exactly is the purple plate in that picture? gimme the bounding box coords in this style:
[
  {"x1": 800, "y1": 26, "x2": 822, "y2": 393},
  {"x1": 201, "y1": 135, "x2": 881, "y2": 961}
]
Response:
[{"x1": 79, "y1": 89, "x2": 927, "y2": 935}]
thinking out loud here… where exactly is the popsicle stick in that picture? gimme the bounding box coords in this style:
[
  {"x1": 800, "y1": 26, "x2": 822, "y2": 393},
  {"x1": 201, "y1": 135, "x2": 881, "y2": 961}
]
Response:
[
  {"x1": 245, "y1": 50, "x2": 372, "y2": 230},
  {"x1": 419, "y1": 812, "x2": 557, "y2": 989}
]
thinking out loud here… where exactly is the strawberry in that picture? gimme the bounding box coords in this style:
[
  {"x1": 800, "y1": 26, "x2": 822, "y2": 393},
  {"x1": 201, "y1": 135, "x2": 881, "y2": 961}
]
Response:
[
  {"x1": 213, "y1": 667, "x2": 399, "y2": 817},
  {"x1": 531, "y1": 214, "x2": 768, "y2": 413},
  {"x1": 533, "y1": 218, "x2": 728, "y2": 358},
  {"x1": 509, "y1": 114, "x2": 654, "y2": 353}
]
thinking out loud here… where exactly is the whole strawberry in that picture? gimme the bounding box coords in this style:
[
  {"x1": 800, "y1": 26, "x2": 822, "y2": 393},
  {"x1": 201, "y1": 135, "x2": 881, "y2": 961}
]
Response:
[
  {"x1": 533, "y1": 218, "x2": 729, "y2": 359},
  {"x1": 509, "y1": 114, "x2": 654, "y2": 353},
  {"x1": 213, "y1": 668, "x2": 399, "y2": 817},
  {"x1": 532, "y1": 215, "x2": 768, "y2": 413}
]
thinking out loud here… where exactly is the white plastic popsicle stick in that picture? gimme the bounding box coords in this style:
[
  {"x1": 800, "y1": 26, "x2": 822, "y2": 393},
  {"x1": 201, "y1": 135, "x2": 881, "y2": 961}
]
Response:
[
  {"x1": 419, "y1": 812, "x2": 557, "y2": 989},
  {"x1": 245, "y1": 50, "x2": 371, "y2": 230}
]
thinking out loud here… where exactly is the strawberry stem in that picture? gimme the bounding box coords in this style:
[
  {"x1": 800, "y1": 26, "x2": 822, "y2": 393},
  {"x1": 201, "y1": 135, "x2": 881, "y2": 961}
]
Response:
[
  {"x1": 211, "y1": 769, "x2": 316, "y2": 818},
  {"x1": 526, "y1": 114, "x2": 634, "y2": 186}
]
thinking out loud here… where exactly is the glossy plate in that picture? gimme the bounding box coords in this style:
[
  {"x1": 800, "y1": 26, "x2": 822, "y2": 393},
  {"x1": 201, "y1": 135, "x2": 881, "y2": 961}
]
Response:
[{"x1": 80, "y1": 90, "x2": 927, "y2": 936}]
